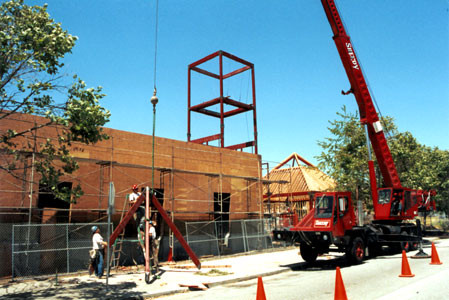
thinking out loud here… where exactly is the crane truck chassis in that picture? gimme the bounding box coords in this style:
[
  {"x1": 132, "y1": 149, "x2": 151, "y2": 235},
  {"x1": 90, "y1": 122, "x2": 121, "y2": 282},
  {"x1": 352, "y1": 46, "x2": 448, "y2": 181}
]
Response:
[
  {"x1": 273, "y1": 0, "x2": 435, "y2": 264},
  {"x1": 273, "y1": 192, "x2": 424, "y2": 264}
]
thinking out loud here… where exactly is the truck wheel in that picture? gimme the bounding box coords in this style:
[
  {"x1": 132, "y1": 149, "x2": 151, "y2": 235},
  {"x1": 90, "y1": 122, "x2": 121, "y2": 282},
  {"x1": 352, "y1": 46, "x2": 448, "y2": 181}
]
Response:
[
  {"x1": 347, "y1": 237, "x2": 365, "y2": 264},
  {"x1": 300, "y1": 243, "x2": 318, "y2": 264}
]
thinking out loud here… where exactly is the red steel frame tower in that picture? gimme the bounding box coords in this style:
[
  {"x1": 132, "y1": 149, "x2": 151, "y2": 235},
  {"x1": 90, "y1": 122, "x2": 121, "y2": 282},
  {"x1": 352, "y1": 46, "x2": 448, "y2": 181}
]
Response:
[{"x1": 187, "y1": 50, "x2": 258, "y2": 154}]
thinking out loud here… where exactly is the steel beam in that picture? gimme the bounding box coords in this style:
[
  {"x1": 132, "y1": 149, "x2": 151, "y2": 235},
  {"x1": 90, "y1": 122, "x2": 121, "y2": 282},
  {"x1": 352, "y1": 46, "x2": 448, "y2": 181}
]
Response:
[
  {"x1": 223, "y1": 65, "x2": 251, "y2": 79},
  {"x1": 263, "y1": 191, "x2": 312, "y2": 199},
  {"x1": 224, "y1": 108, "x2": 251, "y2": 118},
  {"x1": 188, "y1": 67, "x2": 191, "y2": 141},
  {"x1": 221, "y1": 51, "x2": 254, "y2": 67},
  {"x1": 194, "y1": 108, "x2": 221, "y2": 118},
  {"x1": 222, "y1": 97, "x2": 253, "y2": 110},
  {"x1": 191, "y1": 66, "x2": 220, "y2": 79},
  {"x1": 190, "y1": 134, "x2": 221, "y2": 144},
  {"x1": 190, "y1": 97, "x2": 221, "y2": 111},
  {"x1": 188, "y1": 50, "x2": 220, "y2": 68},
  {"x1": 225, "y1": 141, "x2": 255, "y2": 151},
  {"x1": 151, "y1": 194, "x2": 201, "y2": 269}
]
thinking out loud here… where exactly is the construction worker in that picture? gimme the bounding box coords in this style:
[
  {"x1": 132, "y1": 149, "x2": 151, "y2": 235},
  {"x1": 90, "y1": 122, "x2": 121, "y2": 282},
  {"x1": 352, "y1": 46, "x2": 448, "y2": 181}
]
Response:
[
  {"x1": 91, "y1": 226, "x2": 107, "y2": 278},
  {"x1": 137, "y1": 220, "x2": 159, "y2": 276},
  {"x1": 129, "y1": 184, "x2": 145, "y2": 226},
  {"x1": 129, "y1": 184, "x2": 141, "y2": 203},
  {"x1": 137, "y1": 222, "x2": 146, "y2": 259},
  {"x1": 149, "y1": 220, "x2": 160, "y2": 274}
]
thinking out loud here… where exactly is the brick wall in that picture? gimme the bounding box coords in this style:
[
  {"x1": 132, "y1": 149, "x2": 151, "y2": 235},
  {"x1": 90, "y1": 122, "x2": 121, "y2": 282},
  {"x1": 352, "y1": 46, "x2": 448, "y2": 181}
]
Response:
[{"x1": 0, "y1": 112, "x2": 263, "y2": 224}]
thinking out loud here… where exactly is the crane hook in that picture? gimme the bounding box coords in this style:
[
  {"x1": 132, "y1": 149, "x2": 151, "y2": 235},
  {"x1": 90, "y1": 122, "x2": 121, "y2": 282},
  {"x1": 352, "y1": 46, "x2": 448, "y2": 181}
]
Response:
[{"x1": 341, "y1": 88, "x2": 353, "y2": 95}]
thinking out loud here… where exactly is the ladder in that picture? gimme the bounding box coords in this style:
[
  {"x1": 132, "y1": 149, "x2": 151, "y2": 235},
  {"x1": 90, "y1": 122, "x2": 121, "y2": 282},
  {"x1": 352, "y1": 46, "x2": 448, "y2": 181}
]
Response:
[{"x1": 110, "y1": 194, "x2": 129, "y2": 270}]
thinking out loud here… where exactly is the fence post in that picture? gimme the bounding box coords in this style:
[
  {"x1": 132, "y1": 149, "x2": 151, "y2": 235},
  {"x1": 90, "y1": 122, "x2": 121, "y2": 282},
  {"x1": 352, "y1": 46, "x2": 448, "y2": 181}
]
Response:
[
  {"x1": 185, "y1": 222, "x2": 190, "y2": 245},
  {"x1": 266, "y1": 219, "x2": 274, "y2": 249},
  {"x1": 241, "y1": 220, "x2": 247, "y2": 253},
  {"x1": 12, "y1": 225, "x2": 14, "y2": 280},
  {"x1": 66, "y1": 224, "x2": 70, "y2": 274},
  {"x1": 214, "y1": 221, "x2": 220, "y2": 256},
  {"x1": 258, "y1": 219, "x2": 263, "y2": 249},
  {"x1": 211, "y1": 222, "x2": 219, "y2": 257}
]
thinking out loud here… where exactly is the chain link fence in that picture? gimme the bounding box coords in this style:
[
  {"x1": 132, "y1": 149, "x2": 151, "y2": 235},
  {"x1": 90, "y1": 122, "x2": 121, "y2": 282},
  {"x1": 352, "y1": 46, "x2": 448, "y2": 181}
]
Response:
[
  {"x1": 10, "y1": 219, "x2": 278, "y2": 278},
  {"x1": 11, "y1": 223, "x2": 111, "y2": 279},
  {"x1": 184, "y1": 219, "x2": 274, "y2": 258}
]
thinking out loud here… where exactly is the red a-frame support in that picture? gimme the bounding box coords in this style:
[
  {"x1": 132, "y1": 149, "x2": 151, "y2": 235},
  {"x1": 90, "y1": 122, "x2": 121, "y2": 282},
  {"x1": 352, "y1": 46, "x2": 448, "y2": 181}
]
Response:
[
  {"x1": 187, "y1": 50, "x2": 258, "y2": 154},
  {"x1": 109, "y1": 193, "x2": 201, "y2": 269}
]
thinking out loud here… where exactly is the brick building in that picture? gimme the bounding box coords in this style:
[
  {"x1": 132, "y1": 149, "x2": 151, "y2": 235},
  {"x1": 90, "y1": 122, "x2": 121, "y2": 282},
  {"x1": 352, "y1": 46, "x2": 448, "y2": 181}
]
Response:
[
  {"x1": 1, "y1": 112, "x2": 263, "y2": 222},
  {"x1": 0, "y1": 112, "x2": 263, "y2": 275}
]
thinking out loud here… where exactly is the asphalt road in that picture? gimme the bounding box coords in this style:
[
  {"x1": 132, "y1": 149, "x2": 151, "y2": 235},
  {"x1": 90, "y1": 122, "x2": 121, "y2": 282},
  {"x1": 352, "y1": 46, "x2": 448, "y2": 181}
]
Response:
[{"x1": 157, "y1": 238, "x2": 449, "y2": 300}]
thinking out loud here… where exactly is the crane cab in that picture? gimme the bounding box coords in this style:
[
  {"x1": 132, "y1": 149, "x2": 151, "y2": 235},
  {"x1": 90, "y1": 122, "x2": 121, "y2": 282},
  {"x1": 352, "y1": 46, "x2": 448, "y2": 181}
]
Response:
[
  {"x1": 294, "y1": 192, "x2": 357, "y2": 239},
  {"x1": 288, "y1": 192, "x2": 358, "y2": 263},
  {"x1": 375, "y1": 188, "x2": 419, "y2": 221}
]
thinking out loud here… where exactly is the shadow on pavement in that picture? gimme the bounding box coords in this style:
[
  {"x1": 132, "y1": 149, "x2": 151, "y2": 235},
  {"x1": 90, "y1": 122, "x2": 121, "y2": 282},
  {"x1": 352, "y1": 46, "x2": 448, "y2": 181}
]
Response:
[
  {"x1": 281, "y1": 255, "x2": 354, "y2": 271},
  {"x1": 2, "y1": 280, "x2": 143, "y2": 300}
]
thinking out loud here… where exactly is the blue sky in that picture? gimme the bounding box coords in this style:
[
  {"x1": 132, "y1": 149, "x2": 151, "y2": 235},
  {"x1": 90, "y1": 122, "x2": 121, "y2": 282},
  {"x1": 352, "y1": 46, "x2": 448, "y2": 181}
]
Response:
[{"x1": 26, "y1": 0, "x2": 449, "y2": 167}]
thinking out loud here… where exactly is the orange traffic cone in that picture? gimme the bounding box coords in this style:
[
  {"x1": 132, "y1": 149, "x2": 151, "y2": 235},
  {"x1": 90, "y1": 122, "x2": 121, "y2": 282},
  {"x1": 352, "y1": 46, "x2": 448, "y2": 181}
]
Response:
[
  {"x1": 334, "y1": 267, "x2": 348, "y2": 300},
  {"x1": 256, "y1": 276, "x2": 267, "y2": 300},
  {"x1": 399, "y1": 250, "x2": 415, "y2": 277},
  {"x1": 430, "y1": 242, "x2": 443, "y2": 265}
]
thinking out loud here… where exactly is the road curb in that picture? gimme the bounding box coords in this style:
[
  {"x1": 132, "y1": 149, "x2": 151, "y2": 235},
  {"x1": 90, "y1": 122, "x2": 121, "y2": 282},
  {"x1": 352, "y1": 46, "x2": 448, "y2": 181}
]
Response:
[
  {"x1": 141, "y1": 268, "x2": 291, "y2": 298},
  {"x1": 204, "y1": 268, "x2": 290, "y2": 288},
  {"x1": 141, "y1": 286, "x2": 189, "y2": 299}
]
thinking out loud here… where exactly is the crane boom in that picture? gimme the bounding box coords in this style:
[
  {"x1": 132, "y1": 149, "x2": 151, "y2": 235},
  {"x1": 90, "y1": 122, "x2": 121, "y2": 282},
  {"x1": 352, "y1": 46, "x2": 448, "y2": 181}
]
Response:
[
  {"x1": 320, "y1": 0, "x2": 435, "y2": 220},
  {"x1": 320, "y1": 0, "x2": 401, "y2": 189}
]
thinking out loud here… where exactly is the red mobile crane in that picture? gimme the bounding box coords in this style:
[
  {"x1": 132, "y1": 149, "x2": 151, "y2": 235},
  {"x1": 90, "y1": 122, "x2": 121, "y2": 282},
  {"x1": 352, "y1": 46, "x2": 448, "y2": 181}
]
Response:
[{"x1": 274, "y1": 0, "x2": 435, "y2": 264}]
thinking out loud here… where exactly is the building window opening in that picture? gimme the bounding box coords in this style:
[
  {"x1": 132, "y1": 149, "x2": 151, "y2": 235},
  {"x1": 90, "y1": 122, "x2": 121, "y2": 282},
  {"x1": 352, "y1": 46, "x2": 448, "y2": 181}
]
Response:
[
  {"x1": 214, "y1": 192, "x2": 230, "y2": 240},
  {"x1": 37, "y1": 182, "x2": 72, "y2": 223}
]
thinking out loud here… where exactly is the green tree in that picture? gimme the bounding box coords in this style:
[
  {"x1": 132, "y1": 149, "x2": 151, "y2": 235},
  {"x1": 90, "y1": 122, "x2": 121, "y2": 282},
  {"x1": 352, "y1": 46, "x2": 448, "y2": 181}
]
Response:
[
  {"x1": 424, "y1": 148, "x2": 449, "y2": 215},
  {"x1": 0, "y1": 0, "x2": 110, "y2": 202},
  {"x1": 316, "y1": 106, "x2": 385, "y2": 208},
  {"x1": 381, "y1": 130, "x2": 448, "y2": 215},
  {"x1": 316, "y1": 106, "x2": 449, "y2": 213}
]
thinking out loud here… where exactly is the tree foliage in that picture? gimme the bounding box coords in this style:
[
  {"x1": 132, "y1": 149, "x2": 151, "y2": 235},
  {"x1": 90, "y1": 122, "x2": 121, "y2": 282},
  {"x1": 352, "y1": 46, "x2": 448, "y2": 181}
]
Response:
[
  {"x1": 0, "y1": 0, "x2": 110, "y2": 202},
  {"x1": 317, "y1": 106, "x2": 449, "y2": 214}
]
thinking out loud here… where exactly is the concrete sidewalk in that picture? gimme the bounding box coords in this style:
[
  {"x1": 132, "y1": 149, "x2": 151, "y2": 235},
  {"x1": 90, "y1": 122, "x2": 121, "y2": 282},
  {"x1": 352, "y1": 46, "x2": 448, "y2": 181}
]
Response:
[{"x1": 0, "y1": 247, "x2": 304, "y2": 300}]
